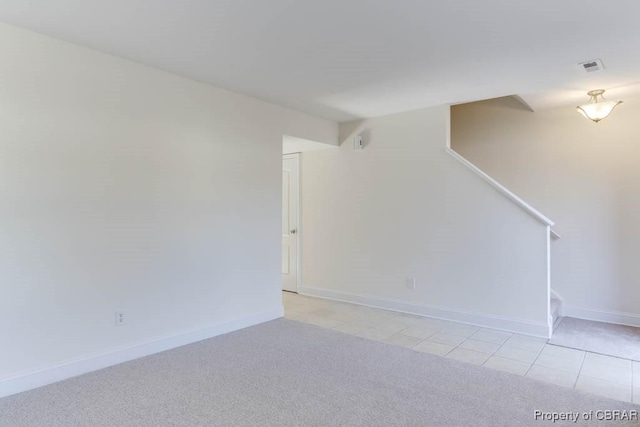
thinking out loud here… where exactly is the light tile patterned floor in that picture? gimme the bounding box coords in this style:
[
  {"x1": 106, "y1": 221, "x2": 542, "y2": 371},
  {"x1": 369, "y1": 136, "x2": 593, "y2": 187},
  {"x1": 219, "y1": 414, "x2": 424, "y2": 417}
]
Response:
[{"x1": 283, "y1": 292, "x2": 638, "y2": 404}]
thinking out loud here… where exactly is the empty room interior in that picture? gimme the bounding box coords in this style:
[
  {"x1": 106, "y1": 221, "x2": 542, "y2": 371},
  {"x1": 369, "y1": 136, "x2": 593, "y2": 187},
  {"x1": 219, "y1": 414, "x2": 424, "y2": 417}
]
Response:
[{"x1": 1, "y1": 1, "x2": 640, "y2": 425}]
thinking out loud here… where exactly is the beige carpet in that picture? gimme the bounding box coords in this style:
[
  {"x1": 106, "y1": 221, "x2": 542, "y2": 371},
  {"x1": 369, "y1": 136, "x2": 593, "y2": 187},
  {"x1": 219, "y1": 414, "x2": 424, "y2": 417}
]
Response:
[
  {"x1": 550, "y1": 317, "x2": 640, "y2": 361},
  {"x1": 0, "y1": 318, "x2": 638, "y2": 426}
]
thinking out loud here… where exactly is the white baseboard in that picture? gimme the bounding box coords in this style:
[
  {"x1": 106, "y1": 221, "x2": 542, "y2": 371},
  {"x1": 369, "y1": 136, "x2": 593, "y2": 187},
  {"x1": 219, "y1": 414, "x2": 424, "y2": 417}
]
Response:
[
  {"x1": 298, "y1": 286, "x2": 550, "y2": 338},
  {"x1": 0, "y1": 306, "x2": 283, "y2": 399},
  {"x1": 563, "y1": 306, "x2": 640, "y2": 328}
]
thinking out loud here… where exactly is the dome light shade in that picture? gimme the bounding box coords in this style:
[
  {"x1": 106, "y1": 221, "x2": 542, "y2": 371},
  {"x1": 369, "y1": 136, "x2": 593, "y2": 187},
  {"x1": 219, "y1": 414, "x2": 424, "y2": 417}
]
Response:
[{"x1": 576, "y1": 89, "x2": 622, "y2": 123}]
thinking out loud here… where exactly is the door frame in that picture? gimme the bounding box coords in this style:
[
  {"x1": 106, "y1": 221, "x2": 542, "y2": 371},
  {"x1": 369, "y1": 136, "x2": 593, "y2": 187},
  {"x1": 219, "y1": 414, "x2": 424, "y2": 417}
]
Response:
[{"x1": 283, "y1": 153, "x2": 301, "y2": 292}]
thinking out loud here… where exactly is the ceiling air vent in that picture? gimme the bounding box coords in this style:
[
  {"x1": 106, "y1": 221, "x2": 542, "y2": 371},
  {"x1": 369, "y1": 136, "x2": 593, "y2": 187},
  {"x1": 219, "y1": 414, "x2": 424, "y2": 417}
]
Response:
[{"x1": 578, "y1": 59, "x2": 605, "y2": 74}]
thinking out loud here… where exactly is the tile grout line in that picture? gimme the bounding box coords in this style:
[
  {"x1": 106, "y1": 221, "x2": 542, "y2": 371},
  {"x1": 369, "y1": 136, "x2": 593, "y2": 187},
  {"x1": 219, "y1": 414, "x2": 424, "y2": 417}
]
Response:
[
  {"x1": 424, "y1": 328, "x2": 514, "y2": 364},
  {"x1": 435, "y1": 326, "x2": 490, "y2": 358},
  {"x1": 478, "y1": 335, "x2": 513, "y2": 369},
  {"x1": 410, "y1": 324, "x2": 482, "y2": 357},
  {"x1": 522, "y1": 341, "x2": 547, "y2": 377},
  {"x1": 286, "y1": 293, "x2": 634, "y2": 400},
  {"x1": 409, "y1": 323, "x2": 459, "y2": 355},
  {"x1": 407, "y1": 329, "x2": 442, "y2": 352},
  {"x1": 443, "y1": 331, "x2": 475, "y2": 357},
  {"x1": 447, "y1": 329, "x2": 509, "y2": 363},
  {"x1": 572, "y1": 352, "x2": 587, "y2": 389}
]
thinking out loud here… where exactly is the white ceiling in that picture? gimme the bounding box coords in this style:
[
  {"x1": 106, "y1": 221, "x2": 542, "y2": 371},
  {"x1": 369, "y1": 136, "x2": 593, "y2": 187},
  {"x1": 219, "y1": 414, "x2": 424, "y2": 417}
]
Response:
[{"x1": 1, "y1": 1, "x2": 639, "y2": 122}]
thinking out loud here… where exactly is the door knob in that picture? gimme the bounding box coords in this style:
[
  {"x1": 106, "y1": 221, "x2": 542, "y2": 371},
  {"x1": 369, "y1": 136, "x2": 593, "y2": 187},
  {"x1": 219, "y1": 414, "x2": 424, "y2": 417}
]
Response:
[{"x1": 290, "y1": 229, "x2": 297, "y2": 234}]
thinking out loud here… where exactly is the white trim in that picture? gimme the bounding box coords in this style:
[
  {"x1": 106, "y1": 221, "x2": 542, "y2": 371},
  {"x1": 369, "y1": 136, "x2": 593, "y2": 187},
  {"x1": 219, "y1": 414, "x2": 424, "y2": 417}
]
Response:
[
  {"x1": 550, "y1": 229, "x2": 561, "y2": 240},
  {"x1": 0, "y1": 307, "x2": 283, "y2": 399},
  {"x1": 299, "y1": 286, "x2": 549, "y2": 338},
  {"x1": 445, "y1": 147, "x2": 554, "y2": 226},
  {"x1": 563, "y1": 306, "x2": 640, "y2": 328},
  {"x1": 545, "y1": 226, "x2": 552, "y2": 338},
  {"x1": 282, "y1": 153, "x2": 301, "y2": 292}
]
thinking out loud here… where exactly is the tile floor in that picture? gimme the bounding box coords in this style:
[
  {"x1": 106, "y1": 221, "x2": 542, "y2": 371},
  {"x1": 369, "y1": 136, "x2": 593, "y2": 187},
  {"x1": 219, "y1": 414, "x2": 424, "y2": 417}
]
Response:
[{"x1": 283, "y1": 291, "x2": 639, "y2": 404}]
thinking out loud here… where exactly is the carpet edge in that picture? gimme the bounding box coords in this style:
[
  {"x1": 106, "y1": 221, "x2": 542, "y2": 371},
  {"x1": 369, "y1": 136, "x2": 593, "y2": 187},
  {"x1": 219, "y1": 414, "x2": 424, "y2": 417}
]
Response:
[{"x1": 0, "y1": 306, "x2": 284, "y2": 398}]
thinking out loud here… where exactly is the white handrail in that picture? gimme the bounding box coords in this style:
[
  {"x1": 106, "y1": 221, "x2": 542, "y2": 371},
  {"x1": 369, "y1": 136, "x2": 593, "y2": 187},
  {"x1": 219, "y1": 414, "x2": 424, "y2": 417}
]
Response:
[{"x1": 445, "y1": 147, "x2": 554, "y2": 226}]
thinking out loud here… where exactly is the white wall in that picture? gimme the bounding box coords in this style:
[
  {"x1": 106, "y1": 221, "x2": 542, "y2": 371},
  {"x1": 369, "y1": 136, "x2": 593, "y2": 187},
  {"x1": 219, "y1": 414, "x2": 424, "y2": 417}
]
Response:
[
  {"x1": 0, "y1": 23, "x2": 337, "y2": 393},
  {"x1": 299, "y1": 106, "x2": 550, "y2": 336},
  {"x1": 451, "y1": 96, "x2": 640, "y2": 325},
  {"x1": 282, "y1": 135, "x2": 338, "y2": 155}
]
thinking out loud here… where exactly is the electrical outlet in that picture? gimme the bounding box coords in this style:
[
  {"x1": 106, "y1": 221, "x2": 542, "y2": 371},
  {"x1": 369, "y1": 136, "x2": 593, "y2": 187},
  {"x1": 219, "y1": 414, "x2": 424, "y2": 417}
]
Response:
[
  {"x1": 115, "y1": 310, "x2": 125, "y2": 326},
  {"x1": 406, "y1": 277, "x2": 416, "y2": 289}
]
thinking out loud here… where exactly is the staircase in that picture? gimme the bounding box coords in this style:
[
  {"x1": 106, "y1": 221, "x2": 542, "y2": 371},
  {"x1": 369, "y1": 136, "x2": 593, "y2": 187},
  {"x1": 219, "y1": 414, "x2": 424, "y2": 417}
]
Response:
[
  {"x1": 446, "y1": 142, "x2": 561, "y2": 339},
  {"x1": 550, "y1": 296, "x2": 563, "y2": 332},
  {"x1": 550, "y1": 231, "x2": 562, "y2": 334}
]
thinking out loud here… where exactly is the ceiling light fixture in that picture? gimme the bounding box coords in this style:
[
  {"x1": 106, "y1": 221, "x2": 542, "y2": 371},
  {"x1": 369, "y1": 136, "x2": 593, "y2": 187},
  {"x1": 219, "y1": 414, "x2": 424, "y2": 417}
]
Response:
[{"x1": 576, "y1": 89, "x2": 622, "y2": 123}]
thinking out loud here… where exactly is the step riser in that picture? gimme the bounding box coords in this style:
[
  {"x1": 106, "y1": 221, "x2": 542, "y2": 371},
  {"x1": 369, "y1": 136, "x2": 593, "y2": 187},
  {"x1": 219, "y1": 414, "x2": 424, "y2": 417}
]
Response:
[
  {"x1": 550, "y1": 297, "x2": 562, "y2": 333},
  {"x1": 552, "y1": 313, "x2": 562, "y2": 331}
]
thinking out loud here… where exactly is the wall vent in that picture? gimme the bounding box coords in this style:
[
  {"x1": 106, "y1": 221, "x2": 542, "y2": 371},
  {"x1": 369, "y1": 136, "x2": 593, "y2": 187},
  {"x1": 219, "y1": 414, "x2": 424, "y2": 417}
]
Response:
[{"x1": 578, "y1": 59, "x2": 605, "y2": 74}]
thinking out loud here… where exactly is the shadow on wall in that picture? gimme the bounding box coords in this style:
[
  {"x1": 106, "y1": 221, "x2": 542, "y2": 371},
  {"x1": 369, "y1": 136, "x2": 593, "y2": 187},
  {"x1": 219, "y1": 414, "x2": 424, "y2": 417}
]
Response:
[
  {"x1": 338, "y1": 120, "x2": 371, "y2": 149},
  {"x1": 450, "y1": 94, "x2": 640, "y2": 324}
]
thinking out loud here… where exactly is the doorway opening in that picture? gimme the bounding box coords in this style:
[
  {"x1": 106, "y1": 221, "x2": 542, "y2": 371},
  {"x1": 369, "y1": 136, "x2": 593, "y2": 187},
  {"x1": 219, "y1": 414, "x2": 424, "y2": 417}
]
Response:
[{"x1": 281, "y1": 135, "x2": 338, "y2": 294}]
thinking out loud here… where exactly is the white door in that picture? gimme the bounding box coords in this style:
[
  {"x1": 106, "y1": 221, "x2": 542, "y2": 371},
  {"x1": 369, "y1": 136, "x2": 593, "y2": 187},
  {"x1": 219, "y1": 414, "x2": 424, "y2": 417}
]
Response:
[{"x1": 282, "y1": 154, "x2": 299, "y2": 292}]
